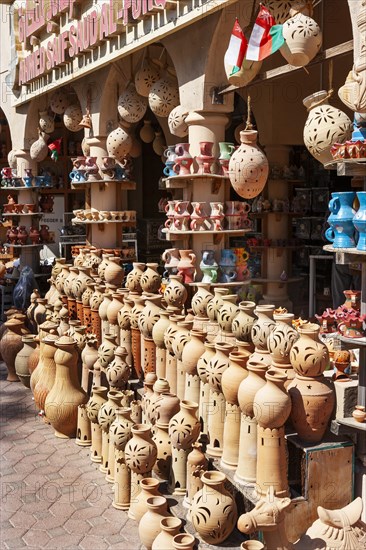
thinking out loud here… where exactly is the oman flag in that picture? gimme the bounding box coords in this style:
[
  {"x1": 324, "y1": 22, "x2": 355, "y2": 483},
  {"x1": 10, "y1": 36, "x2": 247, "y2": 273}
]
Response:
[
  {"x1": 246, "y1": 4, "x2": 284, "y2": 61},
  {"x1": 225, "y1": 19, "x2": 248, "y2": 76}
]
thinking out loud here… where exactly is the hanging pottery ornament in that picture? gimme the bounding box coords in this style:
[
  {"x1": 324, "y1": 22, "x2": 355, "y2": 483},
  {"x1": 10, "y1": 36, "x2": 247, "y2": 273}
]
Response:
[
  {"x1": 226, "y1": 59, "x2": 262, "y2": 88},
  {"x1": 152, "y1": 131, "x2": 166, "y2": 156},
  {"x1": 81, "y1": 137, "x2": 90, "y2": 156},
  {"x1": 280, "y1": 12, "x2": 322, "y2": 67},
  {"x1": 135, "y1": 58, "x2": 161, "y2": 97},
  {"x1": 39, "y1": 110, "x2": 55, "y2": 134},
  {"x1": 149, "y1": 70, "x2": 179, "y2": 118},
  {"x1": 262, "y1": 0, "x2": 311, "y2": 24},
  {"x1": 63, "y1": 104, "x2": 83, "y2": 132},
  {"x1": 106, "y1": 125, "x2": 133, "y2": 160},
  {"x1": 7, "y1": 150, "x2": 17, "y2": 169},
  {"x1": 48, "y1": 138, "x2": 62, "y2": 161},
  {"x1": 118, "y1": 83, "x2": 148, "y2": 124},
  {"x1": 140, "y1": 120, "x2": 155, "y2": 143},
  {"x1": 168, "y1": 105, "x2": 188, "y2": 138},
  {"x1": 30, "y1": 132, "x2": 49, "y2": 162},
  {"x1": 129, "y1": 135, "x2": 142, "y2": 158},
  {"x1": 303, "y1": 90, "x2": 353, "y2": 165},
  {"x1": 78, "y1": 110, "x2": 92, "y2": 129},
  {"x1": 50, "y1": 89, "x2": 69, "y2": 114}
]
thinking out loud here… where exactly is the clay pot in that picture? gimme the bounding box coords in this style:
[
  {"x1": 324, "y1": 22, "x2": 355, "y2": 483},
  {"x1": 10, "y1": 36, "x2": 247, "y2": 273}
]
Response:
[
  {"x1": 281, "y1": 13, "x2": 322, "y2": 67},
  {"x1": 229, "y1": 130, "x2": 269, "y2": 199},
  {"x1": 254, "y1": 369, "x2": 292, "y2": 429},
  {"x1": 30, "y1": 132, "x2": 49, "y2": 162},
  {"x1": 181, "y1": 329, "x2": 205, "y2": 376},
  {"x1": 44, "y1": 337, "x2": 87, "y2": 438},
  {"x1": 106, "y1": 346, "x2": 130, "y2": 390},
  {"x1": 172, "y1": 534, "x2": 195, "y2": 550},
  {"x1": 109, "y1": 407, "x2": 134, "y2": 500},
  {"x1": 191, "y1": 471, "x2": 237, "y2": 544},
  {"x1": 232, "y1": 301, "x2": 256, "y2": 342},
  {"x1": 106, "y1": 125, "x2": 132, "y2": 161},
  {"x1": 106, "y1": 293, "x2": 124, "y2": 329},
  {"x1": 63, "y1": 104, "x2": 83, "y2": 132},
  {"x1": 207, "y1": 289, "x2": 229, "y2": 324},
  {"x1": 98, "y1": 333, "x2": 118, "y2": 369},
  {"x1": 185, "y1": 442, "x2": 207, "y2": 509},
  {"x1": 152, "y1": 517, "x2": 182, "y2": 550},
  {"x1": 352, "y1": 405, "x2": 366, "y2": 423},
  {"x1": 216, "y1": 294, "x2": 239, "y2": 337},
  {"x1": 290, "y1": 322, "x2": 329, "y2": 377},
  {"x1": 268, "y1": 313, "x2": 298, "y2": 382},
  {"x1": 135, "y1": 59, "x2": 161, "y2": 97},
  {"x1": 163, "y1": 275, "x2": 187, "y2": 309},
  {"x1": 104, "y1": 257, "x2": 124, "y2": 286},
  {"x1": 191, "y1": 283, "x2": 213, "y2": 318},
  {"x1": 124, "y1": 423, "x2": 158, "y2": 475},
  {"x1": 81, "y1": 336, "x2": 98, "y2": 391},
  {"x1": 86, "y1": 386, "x2": 108, "y2": 462},
  {"x1": 251, "y1": 305, "x2": 276, "y2": 351},
  {"x1": 130, "y1": 477, "x2": 162, "y2": 522},
  {"x1": 241, "y1": 542, "x2": 265, "y2": 550},
  {"x1": 288, "y1": 374, "x2": 335, "y2": 442},
  {"x1": 126, "y1": 262, "x2": 146, "y2": 292},
  {"x1": 50, "y1": 89, "x2": 69, "y2": 114},
  {"x1": 98, "y1": 390, "x2": 123, "y2": 472},
  {"x1": 0, "y1": 319, "x2": 25, "y2": 381},
  {"x1": 33, "y1": 335, "x2": 58, "y2": 411},
  {"x1": 14, "y1": 335, "x2": 38, "y2": 388},
  {"x1": 34, "y1": 298, "x2": 47, "y2": 328},
  {"x1": 138, "y1": 294, "x2": 162, "y2": 339},
  {"x1": 238, "y1": 363, "x2": 267, "y2": 418},
  {"x1": 55, "y1": 264, "x2": 71, "y2": 295},
  {"x1": 155, "y1": 393, "x2": 180, "y2": 429},
  {"x1": 140, "y1": 263, "x2": 161, "y2": 294},
  {"x1": 168, "y1": 105, "x2": 188, "y2": 138},
  {"x1": 222, "y1": 352, "x2": 248, "y2": 406},
  {"x1": 139, "y1": 496, "x2": 171, "y2": 550},
  {"x1": 98, "y1": 254, "x2": 113, "y2": 279},
  {"x1": 303, "y1": 91, "x2": 352, "y2": 165},
  {"x1": 118, "y1": 82, "x2": 147, "y2": 123},
  {"x1": 148, "y1": 71, "x2": 179, "y2": 117}
]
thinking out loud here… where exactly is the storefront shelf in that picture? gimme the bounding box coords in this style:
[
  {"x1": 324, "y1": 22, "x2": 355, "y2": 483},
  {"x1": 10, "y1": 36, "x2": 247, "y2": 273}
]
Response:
[
  {"x1": 1, "y1": 186, "x2": 39, "y2": 191},
  {"x1": 70, "y1": 179, "x2": 137, "y2": 190},
  {"x1": 249, "y1": 245, "x2": 299, "y2": 251},
  {"x1": 162, "y1": 228, "x2": 250, "y2": 244},
  {"x1": 323, "y1": 244, "x2": 366, "y2": 263},
  {"x1": 164, "y1": 173, "x2": 229, "y2": 193},
  {"x1": 250, "y1": 212, "x2": 304, "y2": 218},
  {"x1": 4, "y1": 243, "x2": 52, "y2": 248},
  {"x1": 187, "y1": 281, "x2": 251, "y2": 287},
  {"x1": 332, "y1": 417, "x2": 366, "y2": 432},
  {"x1": 72, "y1": 220, "x2": 136, "y2": 225},
  {"x1": 251, "y1": 277, "x2": 303, "y2": 283},
  {"x1": 339, "y1": 334, "x2": 366, "y2": 347},
  {"x1": 2, "y1": 212, "x2": 43, "y2": 217}
]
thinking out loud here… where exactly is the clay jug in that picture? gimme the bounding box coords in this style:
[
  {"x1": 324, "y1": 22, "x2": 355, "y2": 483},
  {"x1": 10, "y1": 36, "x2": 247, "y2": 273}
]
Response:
[
  {"x1": 81, "y1": 336, "x2": 99, "y2": 390},
  {"x1": 15, "y1": 335, "x2": 37, "y2": 388},
  {"x1": 238, "y1": 363, "x2": 267, "y2": 418},
  {"x1": 34, "y1": 298, "x2": 47, "y2": 328},
  {"x1": 99, "y1": 290, "x2": 113, "y2": 333},
  {"x1": 152, "y1": 517, "x2": 182, "y2": 550},
  {"x1": 141, "y1": 263, "x2": 161, "y2": 293},
  {"x1": 110, "y1": 407, "x2": 134, "y2": 510},
  {"x1": 104, "y1": 257, "x2": 124, "y2": 286},
  {"x1": 185, "y1": 442, "x2": 208, "y2": 510},
  {"x1": 155, "y1": 392, "x2": 180, "y2": 428},
  {"x1": 98, "y1": 333, "x2": 118, "y2": 369},
  {"x1": 52, "y1": 257, "x2": 66, "y2": 279},
  {"x1": 163, "y1": 275, "x2": 187, "y2": 309},
  {"x1": 0, "y1": 319, "x2": 25, "y2": 381},
  {"x1": 216, "y1": 294, "x2": 239, "y2": 338},
  {"x1": 172, "y1": 320, "x2": 193, "y2": 400},
  {"x1": 232, "y1": 301, "x2": 256, "y2": 342},
  {"x1": 97, "y1": 254, "x2": 113, "y2": 279},
  {"x1": 44, "y1": 336, "x2": 87, "y2": 438},
  {"x1": 55, "y1": 264, "x2": 71, "y2": 295},
  {"x1": 249, "y1": 305, "x2": 276, "y2": 367},
  {"x1": 190, "y1": 283, "x2": 213, "y2": 318},
  {"x1": 138, "y1": 293, "x2": 162, "y2": 338},
  {"x1": 149, "y1": 378, "x2": 171, "y2": 425},
  {"x1": 290, "y1": 322, "x2": 329, "y2": 376},
  {"x1": 130, "y1": 477, "x2": 162, "y2": 523},
  {"x1": 191, "y1": 471, "x2": 237, "y2": 544},
  {"x1": 126, "y1": 262, "x2": 146, "y2": 292},
  {"x1": 139, "y1": 496, "x2": 170, "y2": 550},
  {"x1": 106, "y1": 346, "x2": 130, "y2": 390},
  {"x1": 141, "y1": 372, "x2": 158, "y2": 423},
  {"x1": 254, "y1": 369, "x2": 292, "y2": 429},
  {"x1": 281, "y1": 12, "x2": 322, "y2": 66},
  {"x1": 172, "y1": 534, "x2": 196, "y2": 550},
  {"x1": 229, "y1": 130, "x2": 269, "y2": 199},
  {"x1": 124, "y1": 423, "x2": 158, "y2": 475},
  {"x1": 33, "y1": 335, "x2": 58, "y2": 411},
  {"x1": 106, "y1": 292, "x2": 124, "y2": 330},
  {"x1": 268, "y1": 312, "x2": 298, "y2": 382}
]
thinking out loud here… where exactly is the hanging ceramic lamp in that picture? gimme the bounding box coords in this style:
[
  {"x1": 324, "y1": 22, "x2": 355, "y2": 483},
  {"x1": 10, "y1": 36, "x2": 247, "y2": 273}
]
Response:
[
  {"x1": 228, "y1": 129, "x2": 269, "y2": 199},
  {"x1": 135, "y1": 57, "x2": 161, "y2": 97},
  {"x1": 30, "y1": 132, "x2": 49, "y2": 162},
  {"x1": 152, "y1": 131, "x2": 166, "y2": 156},
  {"x1": 50, "y1": 89, "x2": 69, "y2": 114},
  {"x1": 168, "y1": 105, "x2": 188, "y2": 137},
  {"x1": 64, "y1": 104, "x2": 83, "y2": 132},
  {"x1": 280, "y1": 12, "x2": 322, "y2": 67},
  {"x1": 118, "y1": 83, "x2": 148, "y2": 123},
  {"x1": 149, "y1": 69, "x2": 180, "y2": 118},
  {"x1": 303, "y1": 90, "x2": 353, "y2": 165},
  {"x1": 106, "y1": 125, "x2": 133, "y2": 160},
  {"x1": 39, "y1": 110, "x2": 55, "y2": 134},
  {"x1": 262, "y1": 0, "x2": 311, "y2": 24},
  {"x1": 140, "y1": 119, "x2": 155, "y2": 143}
]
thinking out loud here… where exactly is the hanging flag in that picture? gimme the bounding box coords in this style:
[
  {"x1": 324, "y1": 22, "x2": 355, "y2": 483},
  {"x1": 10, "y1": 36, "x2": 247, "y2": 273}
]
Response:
[
  {"x1": 225, "y1": 19, "x2": 248, "y2": 76},
  {"x1": 246, "y1": 4, "x2": 285, "y2": 61}
]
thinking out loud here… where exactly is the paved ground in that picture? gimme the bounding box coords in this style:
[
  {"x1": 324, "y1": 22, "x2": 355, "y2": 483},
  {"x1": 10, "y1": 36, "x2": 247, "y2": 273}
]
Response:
[{"x1": 0, "y1": 362, "x2": 142, "y2": 550}]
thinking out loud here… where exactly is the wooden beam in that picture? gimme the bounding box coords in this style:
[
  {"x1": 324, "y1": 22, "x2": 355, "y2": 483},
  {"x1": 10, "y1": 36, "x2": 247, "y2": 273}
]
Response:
[{"x1": 218, "y1": 39, "x2": 354, "y2": 95}]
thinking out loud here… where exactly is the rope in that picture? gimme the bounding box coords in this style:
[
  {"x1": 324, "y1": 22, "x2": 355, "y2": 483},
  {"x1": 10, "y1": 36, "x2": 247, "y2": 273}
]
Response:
[
  {"x1": 306, "y1": 60, "x2": 334, "y2": 110},
  {"x1": 245, "y1": 95, "x2": 254, "y2": 130}
]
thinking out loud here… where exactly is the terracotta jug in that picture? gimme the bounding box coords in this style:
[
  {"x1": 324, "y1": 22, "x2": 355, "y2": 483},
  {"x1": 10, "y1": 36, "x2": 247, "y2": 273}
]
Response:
[
  {"x1": 163, "y1": 275, "x2": 187, "y2": 309},
  {"x1": 254, "y1": 369, "x2": 292, "y2": 429},
  {"x1": 152, "y1": 310, "x2": 170, "y2": 379},
  {"x1": 138, "y1": 293, "x2": 162, "y2": 339},
  {"x1": 268, "y1": 312, "x2": 298, "y2": 383},
  {"x1": 138, "y1": 496, "x2": 171, "y2": 550},
  {"x1": 172, "y1": 534, "x2": 195, "y2": 550},
  {"x1": 181, "y1": 329, "x2": 205, "y2": 404},
  {"x1": 98, "y1": 390, "x2": 123, "y2": 474},
  {"x1": 191, "y1": 471, "x2": 237, "y2": 544},
  {"x1": 216, "y1": 294, "x2": 239, "y2": 339},
  {"x1": 129, "y1": 477, "x2": 162, "y2": 522},
  {"x1": 232, "y1": 300, "x2": 256, "y2": 342},
  {"x1": 106, "y1": 346, "x2": 130, "y2": 390},
  {"x1": 15, "y1": 335, "x2": 37, "y2": 388},
  {"x1": 229, "y1": 130, "x2": 269, "y2": 199},
  {"x1": 0, "y1": 319, "x2": 25, "y2": 381},
  {"x1": 152, "y1": 517, "x2": 182, "y2": 550},
  {"x1": 104, "y1": 257, "x2": 124, "y2": 286},
  {"x1": 290, "y1": 322, "x2": 329, "y2": 377},
  {"x1": 249, "y1": 305, "x2": 276, "y2": 367},
  {"x1": 44, "y1": 336, "x2": 88, "y2": 438},
  {"x1": 197, "y1": 341, "x2": 215, "y2": 436},
  {"x1": 126, "y1": 262, "x2": 146, "y2": 292},
  {"x1": 190, "y1": 283, "x2": 213, "y2": 318},
  {"x1": 185, "y1": 442, "x2": 207, "y2": 511},
  {"x1": 140, "y1": 263, "x2": 161, "y2": 293},
  {"x1": 98, "y1": 333, "x2": 118, "y2": 369},
  {"x1": 207, "y1": 287, "x2": 229, "y2": 322}
]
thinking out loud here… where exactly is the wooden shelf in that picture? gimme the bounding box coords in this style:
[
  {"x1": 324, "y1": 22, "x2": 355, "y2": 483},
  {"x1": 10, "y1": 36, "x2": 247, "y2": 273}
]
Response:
[
  {"x1": 323, "y1": 244, "x2": 366, "y2": 264},
  {"x1": 333, "y1": 417, "x2": 366, "y2": 432},
  {"x1": 338, "y1": 334, "x2": 366, "y2": 347},
  {"x1": 2, "y1": 212, "x2": 43, "y2": 217},
  {"x1": 4, "y1": 243, "x2": 51, "y2": 248},
  {"x1": 72, "y1": 220, "x2": 136, "y2": 226},
  {"x1": 1, "y1": 186, "x2": 39, "y2": 191},
  {"x1": 70, "y1": 179, "x2": 137, "y2": 191},
  {"x1": 324, "y1": 157, "x2": 366, "y2": 176},
  {"x1": 250, "y1": 211, "x2": 303, "y2": 218},
  {"x1": 249, "y1": 245, "x2": 299, "y2": 251},
  {"x1": 164, "y1": 173, "x2": 229, "y2": 194},
  {"x1": 162, "y1": 228, "x2": 250, "y2": 244},
  {"x1": 187, "y1": 281, "x2": 251, "y2": 287},
  {"x1": 251, "y1": 277, "x2": 303, "y2": 284}
]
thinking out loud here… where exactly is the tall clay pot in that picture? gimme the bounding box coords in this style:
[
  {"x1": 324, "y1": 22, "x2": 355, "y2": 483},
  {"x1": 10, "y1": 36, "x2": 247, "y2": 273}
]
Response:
[
  {"x1": 109, "y1": 407, "x2": 134, "y2": 509},
  {"x1": 232, "y1": 301, "x2": 256, "y2": 343},
  {"x1": 0, "y1": 319, "x2": 25, "y2": 381},
  {"x1": 268, "y1": 312, "x2": 298, "y2": 383},
  {"x1": 163, "y1": 275, "x2": 187, "y2": 310},
  {"x1": 181, "y1": 329, "x2": 205, "y2": 404},
  {"x1": 44, "y1": 336, "x2": 88, "y2": 438},
  {"x1": 106, "y1": 346, "x2": 130, "y2": 391},
  {"x1": 126, "y1": 262, "x2": 146, "y2": 292},
  {"x1": 152, "y1": 517, "x2": 182, "y2": 550},
  {"x1": 130, "y1": 293, "x2": 145, "y2": 379},
  {"x1": 172, "y1": 320, "x2": 193, "y2": 401},
  {"x1": 290, "y1": 322, "x2": 329, "y2": 377},
  {"x1": 15, "y1": 335, "x2": 38, "y2": 388},
  {"x1": 197, "y1": 341, "x2": 215, "y2": 436},
  {"x1": 138, "y1": 496, "x2": 170, "y2": 550},
  {"x1": 185, "y1": 442, "x2": 207, "y2": 514},
  {"x1": 86, "y1": 386, "x2": 108, "y2": 462},
  {"x1": 138, "y1": 293, "x2": 162, "y2": 376},
  {"x1": 216, "y1": 294, "x2": 239, "y2": 342},
  {"x1": 153, "y1": 392, "x2": 180, "y2": 480},
  {"x1": 107, "y1": 293, "x2": 124, "y2": 338},
  {"x1": 98, "y1": 390, "x2": 123, "y2": 474},
  {"x1": 98, "y1": 333, "x2": 118, "y2": 370},
  {"x1": 140, "y1": 263, "x2": 161, "y2": 294},
  {"x1": 191, "y1": 471, "x2": 237, "y2": 544},
  {"x1": 164, "y1": 313, "x2": 185, "y2": 394},
  {"x1": 129, "y1": 477, "x2": 162, "y2": 523},
  {"x1": 190, "y1": 283, "x2": 213, "y2": 318},
  {"x1": 172, "y1": 534, "x2": 196, "y2": 550},
  {"x1": 118, "y1": 294, "x2": 133, "y2": 368},
  {"x1": 249, "y1": 304, "x2": 276, "y2": 367},
  {"x1": 152, "y1": 310, "x2": 170, "y2": 379},
  {"x1": 104, "y1": 257, "x2": 124, "y2": 286},
  {"x1": 33, "y1": 335, "x2": 58, "y2": 412},
  {"x1": 207, "y1": 287, "x2": 229, "y2": 322}
]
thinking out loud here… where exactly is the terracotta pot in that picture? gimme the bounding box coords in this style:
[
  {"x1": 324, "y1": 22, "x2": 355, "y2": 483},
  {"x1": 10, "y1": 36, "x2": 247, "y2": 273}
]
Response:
[
  {"x1": 104, "y1": 257, "x2": 124, "y2": 286},
  {"x1": 238, "y1": 363, "x2": 267, "y2": 418},
  {"x1": 140, "y1": 263, "x2": 161, "y2": 293},
  {"x1": 191, "y1": 471, "x2": 237, "y2": 544},
  {"x1": 33, "y1": 335, "x2": 58, "y2": 411},
  {"x1": 222, "y1": 352, "x2": 249, "y2": 405},
  {"x1": 149, "y1": 378, "x2": 171, "y2": 425},
  {"x1": 51, "y1": 257, "x2": 66, "y2": 279},
  {"x1": 108, "y1": 406, "x2": 134, "y2": 490},
  {"x1": 0, "y1": 319, "x2": 25, "y2": 381},
  {"x1": 106, "y1": 292, "x2": 124, "y2": 329},
  {"x1": 216, "y1": 294, "x2": 239, "y2": 337},
  {"x1": 185, "y1": 442, "x2": 207, "y2": 508},
  {"x1": 86, "y1": 386, "x2": 108, "y2": 462},
  {"x1": 290, "y1": 322, "x2": 329, "y2": 377},
  {"x1": 152, "y1": 517, "x2": 182, "y2": 550},
  {"x1": 44, "y1": 336, "x2": 87, "y2": 438},
  {"x1": 81, "y1": 337, "x2": 99, "y2": 391},
  {"x1": 191, "y1": 283, "x2": 213, "y2": 318},
  {"x1": 288, "y1": 373, "x2": 335, "y2": 443},
  {"x1": 155, "y1": 392, "x2": 180, "y2": 429},
  {"x1": 163, "y1": 275, "x2": 187, "y2": 309},
  {"x1": 126, "y1": 262, "x2": 146, "y2": 292},
  {"x1": 232, "y1": 301, "x2": 256, "y2": 342},
  {"x1": 129, "y1": 477, "x2": 162, "y2": 522},
  {"x1": 172, "y1": 534, "x2": 195, "y2": 550},
  {"x1": 141, "y1": 372, "x2": 157, "y2": 423},
  {"x1": 98, "y1": 333, "x2": 118, "y2": 369},
  {"x1": 241, "y1": 542, "x2": 265, "y2": 550},
  {"x1": 138, "y1": 294, "x2": 162, "y2": 339},
  {"x1": 251, "y1": 305, "x2": 276, "y2": 352},
  {"x1": 173, "y1": 320, "x2": 193, "y2": 400},
  {"x1": 139, "y1": 496, "x2": 170, "y2": 550},
  {"x1": 98, "y1": 390, "x2": 123, "y2": 473},
  {"x1": 97, "y1": 254, "x2": 113, "y2": 279},
  {"x1": 125, "y1": 423, "x2": 158, "y2": 475},
  {"x1": 281, "y1": 13, "x2": 322, "y2": 67},
  {"x1": 268, "y1": 313, "x2": 298, "y2": 382},
  {"x1": 197, "y1": 341, "x2": 215, "y2": 435},
  {"x1": 106, "y1": 346, "x2": 130, "y2": 390},
  {"x1": 254, "y1": 369, "x2": 291, "y2": 429},
  {"x1": 229, "y1": 130, "x2": 269, "y2": 199},
  {"x1": 34, "y1": 298, "x2": 48, "y2": 328},
  {"x1": 15, "y1": 335, "x2": 37, "y2": 388}
]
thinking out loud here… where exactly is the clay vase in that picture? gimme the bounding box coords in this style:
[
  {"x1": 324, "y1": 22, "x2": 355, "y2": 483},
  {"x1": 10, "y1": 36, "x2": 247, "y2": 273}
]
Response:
[
  {"x1": 98, "y1": 390, "x2": 123, "y2": 473},
  {"x1": 55, "y1": 264, "x2": 70, "y2": 295},
  {"x1": 281, "y1": 13, "x2": 322, "y2": 67},
  {"x1": 97, "y1": 254, "x2": 113, "y2": 279},
  {"x1": 106, "y1": 346, "x2": 130, "y2": 390},
  {"x1": 141, "y1": 373, "x2": 158, "y2": 424},
  {"x1": 106, "y1": 293, "x2": 124, "y2": 338},
  {"x1": 109, "y1": 407, "x2": 134, "y2": 508},
  {"x1": 86, "y1": 386, "x2": 108, "y2": 462},
  {"x1": 206, "y1": 342, "x2": 234, "y2": 457},
  {"x1": 52, "y1": 257, "x2": 66, "y2": 279},
  {"x1": 268, "y1": 313, "x2": 298, "y2": 383},
  {"x1": 129, "y1": 477, "x2": 162, "y2": 522},
  {"x1": 125, "y1": 424, "x2": 158, "y2": 514},
  {"x1": 228, "y1": 130, "x2": 269, "y2": 199},
  {"x1": 98, "y1": 333, "x2": 118, "y2": 370},
  {"x1": 99, "y1": 291, "x2": 113, "y2": 338},
  {"x1": 197, "y1": 341, "x2": 216, "y2": 436},
  {"x1": 153, "y1": 392, "x2": 180, "y2": 481},
  {"x1": 152, "y1": 517, "x2": 182, "y2": 550},
  {"x1": 164, "y1": 313, "x2": 185, "y2": 394},
  {"x1": 149, "y1": 378, "x2": 171, "y2": 426},
  {"x1": 172, "y1": 534, "x2": 196, "y2": 550},
  {"x1": 163, "y1": 275, "x2": 187, "y2": 310},
  {"x1": 44, "y1": 336, "x2": 88, "y2": 438},
  {"x1": 232, "y1": 301, "x2": 256, "y2": 343},
  {"x1": 152, "y1": 310, "x2": 170, "y2": 379},
  {"x1": 168, "y1": 400, "x2": 200, "y2": 495},
  {"x1": 249, "y1": 305, "x2": 276, "y2": 367},
  {"x1": 81, "y1": 336, "x2": 99, "y2": 392},
  {"x1": 0, "y1": 319, "x2": 25, "y2": 381},
  {"x1": 139, "y1": 496, "x2": 170, "y2": 550},
  {"x1": 172, "y1": 320, "x2": 193, "y2": 401},
  {"x1": 190, "y1": 283, "x2": 213, "y2": 319},
  {"x1": 288, "y1": 374, "x2": 335, "y2": 443},
  {"x1": 140, "y1": 263, "x2": 161, "y2": 294},
  {"x1": 254, "y1": 369, "x2": 292, "y2": 429},
  {"x1": 216, "y1": 294, "x2": 239, "y2": 341},
  {"x1": 139, "y1": 294, "x2": 162, "y2": 338},
  {"x1": 129, "y1": 293, "x2": 145, "y2": 379},
  {"x1": 290, "y1": 322, "x2": 329, "y2": 377},
  {"x1": 126, "y1": 262, "x2": 146, "y2": 292},
  {"x1": 117, "y1": 294, "x2": 133, "y2": 367},
  {"x1": 235, "y1": 364, "x2": 267, "y2": 484},
  {"x1": 33, "y1": 335, "x2": 58, "y2": 412},
  {"x1": 104, "y1": 257, "x2": 124, "y2": 286},
  {"x1": 221, "y1": 352, "x2": 249, "y2": 468},
  {"x1": 181, "y1": 329, "x2": 205, "y2": 404},
  {"x1": 185, "y1": 442, "x2": 208, "y2": 512},
  {"x1": 207, "y1": 288, "x2": 229, "y2": 322},
  {"x1": 28, "y1": 338, "x2": 40, "y2": 376},
  {"x1": 15, "y1": 335, "x2": 38, "y2": 388},
  {"x1": 34, "y1": 298, "x2": 48, "y2": 329},
  {"x1": 191, "y1": 471, "x2": 237, "y2": 544}
]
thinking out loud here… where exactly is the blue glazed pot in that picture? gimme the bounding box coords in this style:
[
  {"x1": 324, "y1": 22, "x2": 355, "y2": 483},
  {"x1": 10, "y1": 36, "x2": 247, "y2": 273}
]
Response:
[
  {"x1": 219, "y1": 249, "x2": 236, "y2": 266},
  {"x1": 353, "y1": 192, "x2": 366, "y2": 251},
  {"x1": 219, "y1": 266, "x2": 237, "y2": 283},
  {"x1": 326, "y1": 191, "x2": 356, "y2": 248}
]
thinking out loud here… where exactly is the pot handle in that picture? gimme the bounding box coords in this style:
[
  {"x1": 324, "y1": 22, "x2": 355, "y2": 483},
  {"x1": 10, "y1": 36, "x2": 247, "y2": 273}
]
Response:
[
  {"x1": 325, "y1": 227, "x2": 335, "y2": 243},
  {"x1": 329, "y1": 197, "x2": 340, "y2": 213}
]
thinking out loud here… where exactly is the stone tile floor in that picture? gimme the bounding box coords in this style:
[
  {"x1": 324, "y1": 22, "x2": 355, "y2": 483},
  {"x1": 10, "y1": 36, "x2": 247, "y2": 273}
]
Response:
[{"x1": 0, "y1": 362, "x2": 142, "y2": 549}]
